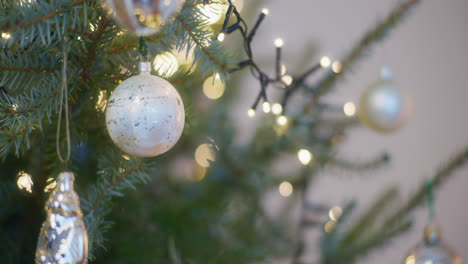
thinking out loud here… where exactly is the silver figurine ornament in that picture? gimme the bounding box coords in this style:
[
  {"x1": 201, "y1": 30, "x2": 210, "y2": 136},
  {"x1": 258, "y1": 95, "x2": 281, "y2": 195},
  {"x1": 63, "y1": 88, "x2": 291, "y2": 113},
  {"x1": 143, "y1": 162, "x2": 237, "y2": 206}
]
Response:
[{"x1": 36, "y1": 172, "x2": 88, "y2": 264}]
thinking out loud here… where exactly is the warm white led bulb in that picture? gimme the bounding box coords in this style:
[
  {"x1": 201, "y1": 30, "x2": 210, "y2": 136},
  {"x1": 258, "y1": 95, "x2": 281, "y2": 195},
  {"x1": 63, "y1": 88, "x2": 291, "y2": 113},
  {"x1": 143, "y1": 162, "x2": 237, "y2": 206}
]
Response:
[
  {"x1": 282, "y1": 75, "x2": 293, "y2": 86},
  {"x1": 271, "y1": 103, "x2": 283, "y2": 115},
  {"x1": 261, "y1": 8, "x2": 270, "y2": 15},
  {"x1": 320, "y1": 56, "x2": 331, "y2": 68},
  {"x1": 247, "y1": 108, "x2": 256, "y2": 118},
  {"x1": 262, "y1": 102, "x2": 271, "y2": 113},
  {"x1": 332, "y1": 61, "x2": 342, "y2": 73},
  {"x1": 217, "y1": 33, "x2": 225, "y2": 42},
  {"x1": 274, "y1": 38, "x2": 284, "y2": 48},
  {"x1": 343, "y1": 102, "x2": 356, "y2": 117},
  {"x1": 297, "y1": 149, "x2": 313, "y2": 165},
  {"x1": 279, "y1": 181, "x2": 293, "y2": 197},
  {"x1": 276, "y1": 115, "x2": 288, "y2": 126}
]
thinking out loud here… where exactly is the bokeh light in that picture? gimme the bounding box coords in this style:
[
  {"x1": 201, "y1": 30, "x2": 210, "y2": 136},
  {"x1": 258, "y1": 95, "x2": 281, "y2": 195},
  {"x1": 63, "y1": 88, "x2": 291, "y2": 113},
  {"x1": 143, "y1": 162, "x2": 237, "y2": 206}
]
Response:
[
  {"x1": 195, "y1": 144, "x2": 216, "y2": 168},
  {"x1": 203, "y1": 73, "x2": 225, "y2": 100},
  {"x1": 279, "y1": 181, "x2": 293, "y2": 197},
  {"x1": 297, "y1": 149, "x2": 313, "y2": 165},
  {"x1": 320, "y1": 56, "x2": 331, "y2": 68},
  {"x1": 17, "y1": 171, "x2": 33, "y2": 193},
  {"x1": 343, "y1": 102, "x2": 356, "y2": 117},
  {"x1": 153, "y1": 51, "x2": 179, "y2": 78}
]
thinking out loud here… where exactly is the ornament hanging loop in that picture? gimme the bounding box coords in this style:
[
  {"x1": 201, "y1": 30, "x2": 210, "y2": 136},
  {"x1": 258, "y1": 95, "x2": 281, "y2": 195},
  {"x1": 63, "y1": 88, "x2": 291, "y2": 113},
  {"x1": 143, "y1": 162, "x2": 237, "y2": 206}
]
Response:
[
  {"x1": 139, "y1": 37, "x2": 150, "y2": 62},
  {"x1": 56, "y1": 38, "x2": 71, "y2": 166}
]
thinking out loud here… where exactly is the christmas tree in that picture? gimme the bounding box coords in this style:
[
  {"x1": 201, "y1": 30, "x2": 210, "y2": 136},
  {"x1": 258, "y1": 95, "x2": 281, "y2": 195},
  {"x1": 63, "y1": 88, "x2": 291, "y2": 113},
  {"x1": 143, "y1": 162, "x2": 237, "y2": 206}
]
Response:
[{"x1": 0, "y1": 0, "x2": 466, "y2": 263}]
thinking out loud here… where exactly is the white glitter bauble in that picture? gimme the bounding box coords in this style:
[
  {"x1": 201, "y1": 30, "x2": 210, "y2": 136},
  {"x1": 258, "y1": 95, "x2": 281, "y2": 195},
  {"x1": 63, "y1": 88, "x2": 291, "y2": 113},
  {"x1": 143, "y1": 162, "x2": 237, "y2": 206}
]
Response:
[
  {"x1": 105, "y1": 62, "x2": 185, "y2": 157},
  {"x1": 105, "y1": 0, "x2": 184, "y2": 36},
  {"x1": 358, "y1": 67, "x2": 412, "y2": 133}
]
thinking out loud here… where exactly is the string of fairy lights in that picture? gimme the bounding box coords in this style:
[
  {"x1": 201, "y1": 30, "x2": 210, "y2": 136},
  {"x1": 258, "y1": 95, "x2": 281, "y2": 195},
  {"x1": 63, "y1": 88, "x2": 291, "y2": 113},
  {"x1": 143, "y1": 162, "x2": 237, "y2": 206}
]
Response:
[{"x1": 2, "y1": 0, "x2": 347, "y2": 233}]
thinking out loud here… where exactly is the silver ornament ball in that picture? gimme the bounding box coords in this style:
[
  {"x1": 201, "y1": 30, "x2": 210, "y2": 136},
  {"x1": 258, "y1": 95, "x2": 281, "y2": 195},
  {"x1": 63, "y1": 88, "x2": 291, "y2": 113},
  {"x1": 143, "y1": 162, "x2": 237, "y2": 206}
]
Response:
[
  {"x1": 105, "y1": 0, "x2": 184, "y2": 36},
  {"x1": 403, "y1": 224, "x2": 462, "y2": 264},
  {"x1": 105, "y1": 62, "x2": 185, "y2": 157},
  {"x1": 358, "y1": 69, "x2": 412, "y2": 133}
]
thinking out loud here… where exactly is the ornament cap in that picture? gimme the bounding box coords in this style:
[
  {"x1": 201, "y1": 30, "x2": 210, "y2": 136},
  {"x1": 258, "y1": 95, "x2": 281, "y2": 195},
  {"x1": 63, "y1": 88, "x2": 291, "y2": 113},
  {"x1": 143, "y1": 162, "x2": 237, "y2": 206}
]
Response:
[
  {"x1": 57, "y1": 171, "x2": 75, "y2": 192},
  {"x1": 424, "y1": 223, "x2": 443, "y2": 245},
  {"x1": 139, "y1": 61, "x2": 152, "y2": 75},
  {"x1": 380, "y1": 66, "x2": 393, "y2": 81}
]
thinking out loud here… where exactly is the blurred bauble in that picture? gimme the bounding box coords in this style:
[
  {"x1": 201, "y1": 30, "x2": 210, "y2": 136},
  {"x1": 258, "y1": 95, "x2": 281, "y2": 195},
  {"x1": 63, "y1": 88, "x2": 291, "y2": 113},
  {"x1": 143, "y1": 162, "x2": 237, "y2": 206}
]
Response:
[
  {"x1": 358, "y1": 67, "x2": 412, "y2": 133},
  {"x1": 104, "y1": 0, "x2": 184, "y2": 36},
  {"x1": 105, "y1": 62, "x2": 185, "y2": 157},
  {"x1": 403, "y1": 224, "x2": 462, "y2": 264}
]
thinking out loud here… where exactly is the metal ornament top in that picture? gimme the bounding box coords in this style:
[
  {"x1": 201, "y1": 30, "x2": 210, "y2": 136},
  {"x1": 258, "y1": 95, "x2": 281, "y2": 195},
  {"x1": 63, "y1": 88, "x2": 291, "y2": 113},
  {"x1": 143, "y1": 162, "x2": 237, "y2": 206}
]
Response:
[{"x1": 36, "y1": 172, "x2": 88, "y2": 264}]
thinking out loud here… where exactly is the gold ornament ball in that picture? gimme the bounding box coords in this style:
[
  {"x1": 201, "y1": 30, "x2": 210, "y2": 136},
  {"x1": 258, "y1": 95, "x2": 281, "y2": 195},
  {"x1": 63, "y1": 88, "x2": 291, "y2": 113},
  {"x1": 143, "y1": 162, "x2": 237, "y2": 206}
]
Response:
[
  {"x1": 105, "y1": 0, "x2": 184, "y2": 36},
  {"x1": 403, "y1": 224, "x2": 462, "y2": 264},
  {"x1": 358, "y1": 69, "x2": 412, "y2": 133}
]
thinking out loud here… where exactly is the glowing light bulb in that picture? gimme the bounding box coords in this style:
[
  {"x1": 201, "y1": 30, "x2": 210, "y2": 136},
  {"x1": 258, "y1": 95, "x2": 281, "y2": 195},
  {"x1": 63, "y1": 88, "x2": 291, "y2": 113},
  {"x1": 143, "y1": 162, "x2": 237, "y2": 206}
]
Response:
[
  {"x1": 121, "y1": 154, "x2": 131, "y2": 160},
  {"x1": 247, "y1": 109, "x2": 256, "y2": 118},
  {"x1": 1, "y1": 32, "x2": 11, "y2": 39},
  {"x1": 271, "y1": 103, "x2": 283, "y2": 115},
  {"x1": 320, "y1": 56, "x2": 331, "y2": 68},
  {"x1": 276, "y1": 115, "x2": 288, "y2": 126},
  {"x1": 343, "y1": 102, "x2": 356, "y2": 117},
  {"x1": 17, "y1": 171, "x2": 33, "y2": 193},
  {"x1": 195, "y1": 143, "x2": 216, "y2": 168},
  {"x1": 324, "y1": 220, "x2": 336, "y2": 232},
  {"x1": 279, "y1": 181, "x2": 293, "y2": 197},
  {"x1": 153, "y1": 51, "x2": 179, "y2": 78},
  {"x1": 203, "y1": 73, "x2": 225, "y2": 100},
  {"x1": 281, "y1": 75, "x2": 293, "y2": 86},
  {"x1": 217, "y1": 33, "x2": 225, "y2": 42},
  {"x1": 262, "y1": 102, "x2": 271, "y2": 113},
  {"x1": 297, "y1": 149, "x2": 313, "y2": 165},
  {"x1": 274, "y1": 38, "x2": 284, "y2": 48},
  {"x1": 329, "y1": 206, "x2": 343, "y2": 221},
  {"x1": 261, "y1": 8, "x2": 269, "y2": 15},
  {"x1": 332, "y1": 61, "x2": 342, "y2": 73},
  {"x1": 405, "y1": 256, "x2": 416, "y2": 264}
]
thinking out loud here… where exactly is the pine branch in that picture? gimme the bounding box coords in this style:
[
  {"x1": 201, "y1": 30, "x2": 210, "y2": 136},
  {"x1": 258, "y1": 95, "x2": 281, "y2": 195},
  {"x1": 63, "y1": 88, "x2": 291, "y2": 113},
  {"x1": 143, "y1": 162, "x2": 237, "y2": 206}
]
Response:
[
  {"x1": 383, "y1": 146, "x2": 468, "y2": 227},
  {"x1": 0, "y1": 0, "x2": 91, "y2": 32},
  {"x1": 81, "y1": 154, "x2": 151, "y2": 259},
  {"x1": 328, "y1": 153, "x2": 389, "y2": 172},
  {"x1": 303, "y1": 0, "x2": 421, "y2": 113}
]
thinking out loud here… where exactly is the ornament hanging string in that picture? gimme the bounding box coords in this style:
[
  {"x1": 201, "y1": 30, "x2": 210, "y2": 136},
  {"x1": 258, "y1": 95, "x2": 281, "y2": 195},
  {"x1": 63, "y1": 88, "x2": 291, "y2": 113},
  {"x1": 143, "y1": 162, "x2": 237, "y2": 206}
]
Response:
[
  {"x1": 56, "y1": 38, "x2": 71, "y2": 165},
  {"x1": 426, "y1": 181, "x2": 435, "y2": 220},
  {"x1": 139, "y1": 37, "x2": 150, "y2": 62}
]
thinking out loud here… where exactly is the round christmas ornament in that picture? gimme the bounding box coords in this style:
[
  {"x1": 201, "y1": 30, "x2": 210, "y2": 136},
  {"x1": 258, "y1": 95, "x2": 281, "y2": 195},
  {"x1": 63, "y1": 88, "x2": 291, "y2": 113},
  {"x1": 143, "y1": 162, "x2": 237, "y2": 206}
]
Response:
[
  {"x1": 403, "y1": 224, "x2": 462, "y2": 264},
  {"x1": 358, "y1": 67, "x2": 412, "y2": 133},
  {"x1": 105, "y1": 61, "x2": 185, "y2": 157},
  {"x1": 104, "y1": 0, "x2": 184, "y2": 36}
]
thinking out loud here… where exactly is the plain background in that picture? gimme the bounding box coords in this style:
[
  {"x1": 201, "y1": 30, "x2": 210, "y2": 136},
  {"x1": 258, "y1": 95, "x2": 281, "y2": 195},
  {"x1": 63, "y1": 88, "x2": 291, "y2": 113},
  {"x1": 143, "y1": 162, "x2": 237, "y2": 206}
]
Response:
[{"x1": 230, "y1": 0, "x2": 468, "y2": 263}]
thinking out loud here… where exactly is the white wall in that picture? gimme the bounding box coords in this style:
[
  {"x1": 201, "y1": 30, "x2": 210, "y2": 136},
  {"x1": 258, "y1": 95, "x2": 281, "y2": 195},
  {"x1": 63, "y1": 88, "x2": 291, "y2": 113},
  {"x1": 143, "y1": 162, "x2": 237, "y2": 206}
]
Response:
[{"x1": 233, "y1": 0, "x2": 468, "y2": 262}]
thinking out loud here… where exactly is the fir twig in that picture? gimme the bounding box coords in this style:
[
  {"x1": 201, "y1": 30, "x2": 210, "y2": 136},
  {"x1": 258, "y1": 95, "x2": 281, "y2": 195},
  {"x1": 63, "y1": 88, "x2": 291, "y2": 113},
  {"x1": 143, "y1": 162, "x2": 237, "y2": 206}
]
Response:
[
  {"x1": 0, "y1": 0, "x2": 91, "y2": 32},
  {"x1": 302, "y1": 0, "x2": 421, "y2": 113}
]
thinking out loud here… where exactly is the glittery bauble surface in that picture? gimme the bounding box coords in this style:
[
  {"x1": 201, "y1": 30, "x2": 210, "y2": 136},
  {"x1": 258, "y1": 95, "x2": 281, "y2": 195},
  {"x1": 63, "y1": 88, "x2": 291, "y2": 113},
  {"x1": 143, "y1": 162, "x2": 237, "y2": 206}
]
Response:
[
  {"x1": 403, "y1": 224, "x2": 462, "y2": 264},
  {"x1": 36, "y1": 172, "x2": 88, "y2": 264},
  {"x1": 105, "y1": 62, "x2": 185, "y2": 157},
  {"x1": 105, "y1": 0, "x2": 183, "y2": 36},
  {"x1": 358, "y1": 79, "x2": 412, "y2": 133}
]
